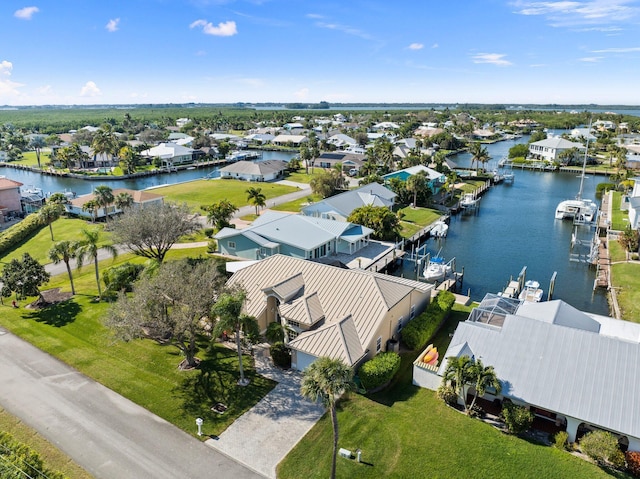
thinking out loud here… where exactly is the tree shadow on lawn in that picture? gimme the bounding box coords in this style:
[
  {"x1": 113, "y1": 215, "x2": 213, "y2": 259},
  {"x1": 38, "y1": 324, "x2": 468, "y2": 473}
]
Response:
[
  {"x1": 174, "y1": 343, "x2": 275, "y2": 431},
  {"x1": 22, "y1": 300, "x2": 82, "y2": 327}
]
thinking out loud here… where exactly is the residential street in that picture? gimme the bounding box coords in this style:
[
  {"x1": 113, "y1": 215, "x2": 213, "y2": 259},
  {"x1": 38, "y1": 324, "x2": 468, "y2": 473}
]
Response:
[{"x1": 0, "y1": 328, "x2": 263, "y2": 479}]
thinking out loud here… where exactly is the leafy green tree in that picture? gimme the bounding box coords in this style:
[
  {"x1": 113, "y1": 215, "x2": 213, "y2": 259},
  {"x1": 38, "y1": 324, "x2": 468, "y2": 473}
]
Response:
[
  {"x1": 91, "y1": 124, "x2": 120, "y2": 163},
  {"x1": 246, "y1": 187, "x2": 266, "y2": 215},
  {"x1": 618, "y1": 225, "x2": 639, "y2": 253},
  {"x1": 57, "y1": 142, "x2": 89, "y2": 169},
  {"x1": 211, "y1": 288, "x2": 258, "y2": 386},
  {"x1": 501, "y1": 403, "x2": 534, "y2": 435},
  {"x1": 528, "y1": 130, "x2": 547, "y2": 143},
  {"x1": 94, "y1": 185, "x2": 114, "y2": 221},
  {"x1": 76, "y1": 228, "x2": 118, "y2": 298},
  {"x1": 38, "y1": 202, "x2": 64, "y2": 241},
  {"x1": 347, "y1": 205, "x2": 401, "y2": 241},
  {"x1": 110, "y1": 202, "x2": 199, "y2": 263},
  {"x1": 202, "y1": 199, "x2": 238, "y2": 230},
  {"x1": 48, "y1": 240, "x2": 79, "y2": 295},
  {"x1": 82, "y1": 198, "x2": 100, "y2": 222},
  {"x1": 300, "y1": 357, "x2": 355, "y2": 479},
  {"x1": 29, "y1": 135, "x2": 47, "y2": 169},
  {"x1": 508, "y1": 143, "x2": 528, "y2": 159},
  {"x1": 1, "y1": 253, "x2": 50, "y2": 302},
  {"x1": 106, "y1": 260, "x2": 223, "y2": 369},
  {"x1": 310, "y1": 168, "x2": 346, "y2": 198},
  {"x1": 406, "y1": 171, "x2": 428, "y2": 207}
]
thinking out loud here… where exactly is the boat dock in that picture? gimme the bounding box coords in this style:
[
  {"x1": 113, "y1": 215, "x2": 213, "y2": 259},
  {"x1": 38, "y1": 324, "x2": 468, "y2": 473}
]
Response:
[{"x1": 499, "y1": 266, "x2": 557, "y2": 302}]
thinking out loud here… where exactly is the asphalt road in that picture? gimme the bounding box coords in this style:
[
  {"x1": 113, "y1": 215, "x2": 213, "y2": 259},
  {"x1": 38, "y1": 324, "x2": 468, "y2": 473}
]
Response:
[{"x1": 0, "y1": 329, "x2": 263, "y2": 479}]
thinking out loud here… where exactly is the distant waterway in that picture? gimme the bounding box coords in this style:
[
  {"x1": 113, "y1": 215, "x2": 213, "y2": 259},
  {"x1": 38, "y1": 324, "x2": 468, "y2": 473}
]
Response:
[{"x1": 397, "y1": 137, "x2": 610, "y2": 316}]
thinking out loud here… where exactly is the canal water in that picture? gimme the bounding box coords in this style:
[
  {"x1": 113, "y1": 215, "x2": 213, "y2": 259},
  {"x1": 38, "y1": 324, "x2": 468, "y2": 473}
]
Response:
[
  {"x1": 0, "y1": 142, "x2": 610, "y2": 315},
  {"x1": 397, "y1": 137, "x2": 610, "y2": 316}
]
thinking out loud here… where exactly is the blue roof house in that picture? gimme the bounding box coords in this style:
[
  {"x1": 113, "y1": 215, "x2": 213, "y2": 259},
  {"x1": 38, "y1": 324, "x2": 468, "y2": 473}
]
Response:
[{"x1": 382, "y1": 165, "x2": 446, "y2": 194}]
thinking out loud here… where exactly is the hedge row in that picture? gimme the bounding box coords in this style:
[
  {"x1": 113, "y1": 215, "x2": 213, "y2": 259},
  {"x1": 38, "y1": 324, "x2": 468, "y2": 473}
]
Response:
[
  {"x1": 359, "y1": 352, "x2": 401, "y2": 391},
  {"x1": 401, "y1": 291, "x2": 455, "y2": 351},
  {"x1": 0, "y1": 431, "x2": 67, "y2": 479},
  {"x1": 0, "y1": 213, "x2": 43, "y2": 256}
]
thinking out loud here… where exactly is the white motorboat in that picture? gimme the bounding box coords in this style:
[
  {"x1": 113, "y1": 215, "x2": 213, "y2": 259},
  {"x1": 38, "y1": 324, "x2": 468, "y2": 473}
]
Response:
[
  {"x1": 555, "y1": 120, "x2": 598, "y2": 223},
  {"x1": 423, "y1": 256, "x2": 452, "y2": 283},
  {"x1": 431, "y1": 220, "x2": 448, "y2": 238},
  {"x1": 518, "y1": 280, "x2": 544, "y2": 302},
  {"x1": 460, "y1": 193, "x2": 479, "y2": 209}
]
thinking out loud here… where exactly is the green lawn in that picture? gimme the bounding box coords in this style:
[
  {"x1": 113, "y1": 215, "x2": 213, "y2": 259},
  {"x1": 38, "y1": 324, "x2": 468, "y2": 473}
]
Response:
[
  {"x1": 284, "y1": 169, "x2": 323, "y2": 184},
  {"x1": 610, "y1": 191, "x2": 629, "y2": 231},
  {"x1": 271, "y1": 193, "x2": 322, "y2": 213},
  {"x1": 0, "y1": 248, "x2": 274, "y2": 439},
  {"x1": 2, "y1": 218, "x2": 112, "y2": 265},
  {"x1": 152, "y1": 179, "x2": 297, "y2": 212},
  {"x1": 278, "y1": 306, "x2": 618, "y2": 479},
  {"x1": 0, "y1": 408, "x2": 93, "y2": 479},
  {"x1": 612, "y1": 262, "x2": 640, "y2": 322},
  {"x1": 10, "y1": 150, "x2": 50, "y2": 168},
  {"x1": 398, "y1": 206, "x2": 443, "y2": 239},
  {"x1": 609, "y1": 240, "x2": 626, "y2": 263}
]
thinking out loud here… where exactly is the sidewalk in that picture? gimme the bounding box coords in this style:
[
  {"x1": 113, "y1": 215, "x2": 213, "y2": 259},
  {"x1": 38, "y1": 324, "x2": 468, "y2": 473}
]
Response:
[{"x1": 206, "y1": 344, "x2": 323, "y2": 479}]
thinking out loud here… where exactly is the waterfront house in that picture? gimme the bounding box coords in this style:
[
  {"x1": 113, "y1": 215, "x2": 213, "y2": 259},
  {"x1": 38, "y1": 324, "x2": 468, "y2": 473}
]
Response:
[
  {"x1": 272, "y1": 134, "x2": 308, "y2": 147},
  {"x1": 327, "y1": 134, "x2": 357, "y2": 149},
  {"x1": 140, "y1": 143, "x2": 195, "y2": 167},
  {"x1": 225, "y1": 254, "x2": 433, "y2": 370},
  {"x1": 219, "y1": 160, "x2": 288, "y2": 182},
  {"x1": 528, "y1": 137, "x2": 584, "y2": 162},
  {"x1": 628, "y1": 178, "x2": 640, "y2": 229},
  {"x1": 315, "y1": 152, "x2": 365, "y2": 172},
  {"x1": 66, "y1": 188, "x2": 164, "y2": 220},
  {"x1": 301, "y1": 182, "x2": 396, "y2": 221},
  {"x1": 382, "y1": 165, "x2": 446, "y2": 194},
  {"x1": 215, "y1": 210, "x2": 373, "y2": 260},
  {"x1": 413, "y1": 294, "x2": 640, "y2": 451},
  {"x1": 0, "y1": 177, "x2": 23, "y2": 221}
]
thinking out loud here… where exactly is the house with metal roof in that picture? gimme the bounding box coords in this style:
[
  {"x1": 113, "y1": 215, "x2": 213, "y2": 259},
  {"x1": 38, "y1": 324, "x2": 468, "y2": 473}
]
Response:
[
  {"x1": 140, "y1": 142, "x2": 195, "y2": 166},
  {"x1": 301, "y1": 182, "x2": 396, "y2": 222},
  {"x1": 219, "y1": 160, "x2": 288, "y2": 182},
  {"x1": 382, "y1": 165, "x2": 446, "y2": 194},
  {"x1": 215, "y1": 211, "x2": 373, "y2": 260},
  {"x1": 65, "y1": 188, "x2": 164, "y2": 220},
  {"x1": 272, "y1": 134, "x2": 308, "y2": 147},
  {"x1": 315, "y1": 152, "x2": 365, "y2": 172},
  {"x1": 414, "y1": 293, "x2": 640, "y2": 451},
  {"x1": 628, "y1": 177, "x2": 640, "y2": 229},
  {"x1": 528, "y1": 137, "x2": 584, "y2": 162},
  {"x1": 226, "y1": 254, "x2": 433, "y2": 370}
]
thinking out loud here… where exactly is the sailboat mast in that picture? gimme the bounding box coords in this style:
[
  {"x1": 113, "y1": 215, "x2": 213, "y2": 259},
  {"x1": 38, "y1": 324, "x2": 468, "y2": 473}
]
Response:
[{"x1": 577, "y1": 118, "x2": 592, "y2": 201}]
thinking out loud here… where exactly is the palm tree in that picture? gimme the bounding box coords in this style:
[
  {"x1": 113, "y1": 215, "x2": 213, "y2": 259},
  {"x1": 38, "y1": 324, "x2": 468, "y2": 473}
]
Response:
[
  {"x1": 442, "y1": 355, "x2": 474, "y2": 412},
  {"x1": 406, "y1": 171, "x2": 428, "y2": 207},
  {"x1": 301, "y1": 357, "x2": 354, "y2": 479},
  {"x1": 48, "y1": 240, "x2": 79, "y2": 295},
  {"x1": 211, "y1": 289, "x2": 258, "y2": 386},
  {"x1": 246, "y1": 187, "x2": 266, "y2": 215},
  {"x1": 82, "y1": 199, "x2": 100, "y2": 222},
  {"x1": 29, "y1": 136, "x2": 47, "y2": 169},
  {"x1": 94, "y1": 185, "x2": 114, "y2": 221},
  {"x1": 38, "y1": 202, "x2": 64, "y2": 241},
  {"x1": 91, "y1": 124, "x2": 120, "y2": 165},
  {"x1": 114, "y1": 192, "x2": 134, "y2": 211},
  {"x1": 469, "y1": 141, "x2": 490, "y2": 174},
  {"x1": 76, "y1": 228, "x2": 118, "y2": 298},
  {"x1": 467, "y1": 359, "x2": 501, "y2": 413},
  {"x1": 118, "y1": 145, "x2": 139, "y2": 174}
]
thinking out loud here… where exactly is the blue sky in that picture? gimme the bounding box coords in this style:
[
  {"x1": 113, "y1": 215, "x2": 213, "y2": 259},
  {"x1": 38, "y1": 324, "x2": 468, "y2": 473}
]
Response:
[{"x1": 1, "y1": 0, "x2": 639, "y2": 106}]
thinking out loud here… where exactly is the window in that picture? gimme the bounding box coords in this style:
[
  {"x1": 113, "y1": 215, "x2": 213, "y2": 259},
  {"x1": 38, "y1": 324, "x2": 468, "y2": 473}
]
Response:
[
  {"x1": 287, "y1": 330, "x2": 299, "y2": 341},
  {"x1": 410, "y1": 305, "x2": 416, "y2": 319},
  {"x1": 260, "y1": 247, "x2": 267, "y2": 256},
  {"x1": 228, "y1": 241, "x2": 236, "y2": 249},
  {"x1": 288, "y1": 320, "x2": 300, "y2": 328},
  {"x1": 376, "y1": 336, "x2": 382, "y2": 353},
  {"x1": 397, "y1": 316, "x2": 404, "y2": 333}
]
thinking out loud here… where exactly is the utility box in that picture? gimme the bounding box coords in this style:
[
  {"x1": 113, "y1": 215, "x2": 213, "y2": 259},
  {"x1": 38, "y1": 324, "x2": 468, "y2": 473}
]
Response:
[{"x1": 339, "y1": 448, "x2": 351, "y2": 459}]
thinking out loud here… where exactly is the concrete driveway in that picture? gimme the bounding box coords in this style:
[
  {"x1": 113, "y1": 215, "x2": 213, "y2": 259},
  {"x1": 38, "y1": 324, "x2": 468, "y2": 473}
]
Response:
[{"x1": 0, "y1": 328, "x2": 261, "y2": 479}]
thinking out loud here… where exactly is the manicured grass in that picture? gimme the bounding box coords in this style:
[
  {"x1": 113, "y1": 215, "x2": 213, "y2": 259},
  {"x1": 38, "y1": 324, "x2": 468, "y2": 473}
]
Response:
[
  {"x1": 284, "y1": 169, "x2": 322, "y2": 184},
  {"x1": 611, "y1": 191, "x2": 628, "y2": 231},
  {"x1": 11, "y1": 150, "x2": 50, "y2": 168},
  {"x1": 278, "y1": 315, "x2": 616, "y2": 479},
  {"x1": 612, "y1": 262, "x2": 640, "y2": 322},
  {"x1": 0, "y1": 249, "x2": 274, "y2": 439},
  {"x1": 152, "y1": 179, "x2": 297, "y2": 212},
  {"x1": 398, "y1": 206, "x2": 443, "y2": 238},
  {"x1": 0, "y1": 408, "x2": 94, "y2": 479},
  {"x1": 271, "y1": 193, "x2": 322, "y2": 213},
  {"x1": 609, "y1": 239, "x2": 626, "y2": 263},
  {"x1": 3, "y1": 217, "x2": 111, "y2": 264}
]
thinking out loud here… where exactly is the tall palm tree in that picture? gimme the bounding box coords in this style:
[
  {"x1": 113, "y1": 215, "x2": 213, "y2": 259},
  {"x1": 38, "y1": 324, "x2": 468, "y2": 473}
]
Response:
[
  {"x1": 48, "y1": 240, "x2": 79, "y2": 295},
  {"x1": 94, "y1": 185, "x2": 114, "y2": 221},
  {"x1": 211, "y1": 289, "x2": 258, "y2": 386},
  {"x1": 29, "y1": 136, "x2": 47, "y2": 169},
  {"x1": 91, "y1": 124, "x2": 120, "y2": 165},
  {"x1": 246, "y1": 187, "x2": 266, "y2": 215},
  {"x1": 443, "y1": 355, "x2": 474, "y2": 412},
  {"x1": 82, "y1": 199, "x2": 100, "y2": 222},
  {"x1": 76, "y1": 228, "x2": 118, "y2": 298},
  {"x1": 406, "y1": 171, "x2": 428, "y2": 207},
  {"x1": 469, "y1": 142, "x2": 490, "y2": 174},
  {"x1": 38, "y1": 202, "x2": 64, "y2": 241},
  {"x1": 467, "y1": 359, "x2": 501, "y2": 413},
  {"x1": 301, "y1": 357, "x2": 354, "y2": 479},
  {"x1": 114, "y1": 191, "x2": 134, "y2": 211}
]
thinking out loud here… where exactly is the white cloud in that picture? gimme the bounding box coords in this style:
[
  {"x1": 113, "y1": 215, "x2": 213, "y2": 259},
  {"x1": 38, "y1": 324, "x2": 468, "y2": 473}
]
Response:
[
  {"x1": 36, "y1": 85, "x2": 52, "y2": 95},
  {"x1": 408, "y1": 43, "x2": 424, "y2": 50},
  {"x1": 80, "y1": 81, "x2": 101, "y2": 97},
  {"x1": 432, "y1": 43, "x2": 439, "y2": 49},
  {"x1": 306, "y1": 13, "x2": 324, "y2": 19},
  {"x1": 0, "y1": 61, "x2": 13, "y2": 76},
  {"x1": 579, "y1": 56, "x2": 603, "y2": 62},
  {"x1": 592, "y1": 46, "x2": 640, "y2": 53},
  {"x1": 14, "y1": 6, "x2": 39, "y2": 20},
  {"x1": 472, "y1": 53, "x2": 513, "y2": 66},
  {"x1": 106, "y1": 18, "x2": 120, "y2": 32},
  {"x1": 294, "y1": 88, "x2": 309, "y2": 100},
  {"x1": 512, "y1": 0, "x2": 639, "y2": 27},
  {"x1": 189, "y1": 19, "x2": 237, "y2": 36},
  {"x1": 0, "y1": 61, "x2": 24, "y2": 98}
]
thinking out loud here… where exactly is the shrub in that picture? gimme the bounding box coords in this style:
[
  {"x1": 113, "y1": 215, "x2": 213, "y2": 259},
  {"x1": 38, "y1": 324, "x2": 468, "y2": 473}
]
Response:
[
  {"x1": 401, "y1": 292, "x2": 454, "y2": 350},
  {"x1": 359, "y1": 352, "x2": 401, "y2": 391},
  {"x1": 0, "y1": 431, "x2": 66, "y2": 479},
  {"x1": 553, "y1": 431, "x2": 569, "y2": 450},
  {"x1": 103, "y1": 262, "x2": 145, "y2": 293},
  {"x1": 436, "y1": 384, "x2": 458, "y2": 406},
  {"x1": 203, "y1": 227, "x2": 214, "y2": 238},
  {"x1": 270, "y1": 342, "x2": 291, "y2": 369},
  {"x1": 265, "y1": 322, "x2": 285, "y2": 343},
  {"x1": 0, "y1": 213, "x2": 43, "y2": 256},
  {"x1": 580, "y1": 430, "x2": 625, "y2": 469},
  {"x1": 626, "y1": 451, "x2": 640, "y2": 477},
  {"x1": 206, "y1": 239, "x2": 217, "y2": 253},
  {"x1": 501, "y1": 403, "x2": 533, "y2": 435}
]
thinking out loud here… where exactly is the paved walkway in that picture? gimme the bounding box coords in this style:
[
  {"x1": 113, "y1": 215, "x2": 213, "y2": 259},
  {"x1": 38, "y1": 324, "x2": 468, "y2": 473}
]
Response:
[
  {"x1": 206, "y1": 344, "x2": 324, "y2": 479},
  {"x1": 0, "y1": 328, "x2": 260, "y2": 479}
]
